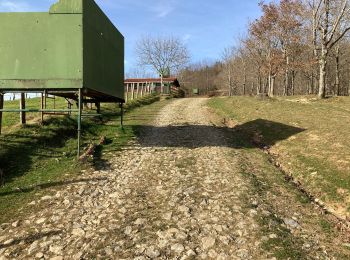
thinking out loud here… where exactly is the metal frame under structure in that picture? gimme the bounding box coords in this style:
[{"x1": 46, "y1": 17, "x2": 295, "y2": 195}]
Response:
[{"x1": 0, "y1": 89, "x2": 124, "y2": 158}]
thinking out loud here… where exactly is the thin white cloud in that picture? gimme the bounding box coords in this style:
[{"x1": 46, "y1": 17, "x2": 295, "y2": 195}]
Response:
[
  {"x1": 182, "y1": 34, "x2": 192, "y2": 43},
  {"x1": 96, "y1": 0, "x2": 176, "y2": 19},
  {"x1": 152, "y1": 0, "x2": 176, "y2": 18}
]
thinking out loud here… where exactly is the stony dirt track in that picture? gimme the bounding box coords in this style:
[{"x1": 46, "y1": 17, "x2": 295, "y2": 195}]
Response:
[{"x1": 1, "y1": 98, "x2": 341, "y2": 259}]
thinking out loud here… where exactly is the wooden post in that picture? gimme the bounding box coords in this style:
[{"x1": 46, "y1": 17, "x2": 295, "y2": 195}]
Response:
[
  {"x1": 136, "y1": 83, "x2": 139, "y2": 99},
  {"x1": 0, "y1": 92, "x2": 3, "y2": 135},
  {"x1": 20, "y1": 93, "x2": 26, "y2": 125},
  {"x1": 127, "y1": 84, "x2": 130, "y2": 102},
  {"x1": 132, "y1": 83, "x2": 135, "y2": 100},
  {"x1": 141, "y1": 83, "x2": 144, "y2": 97}
]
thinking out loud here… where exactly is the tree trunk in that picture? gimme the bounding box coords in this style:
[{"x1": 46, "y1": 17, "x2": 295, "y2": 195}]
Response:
[
  {"x1": 243, "y1": 63, "x2": 247, "y2": 95},
  {"x1": 311, "y1": 72, "x2": 315, "y2": 94},
  {"x1": 228, "y1": 68, "x2": 232, "y2": 96},
  {"x1": 318, "y1": 48, "x2": 328, "y2": 98},
  {"x1": 318, "y1": 0, "x2": 330, "y2": 99},
  {"x1": 335, "y1": 46, "x2": 340, "y2": 96},
  {"x1": 284, "y1": 54, "x2": 289, "y2": 96},
  {"x1": 264, "y1": 77, "x2": 269, "y2": 94},
  {"x1": 257, "y1": 69, "x2": 261, "y2": 95},
  {"x1": 291, "y1": 71, "x2": 295, "y2": 96},
  {"x1": 269, "y1": 76, "x2": 275, "y2": 97},
  {"x1": 267, "y1": 72, "x2": 275, "y2": 98}
]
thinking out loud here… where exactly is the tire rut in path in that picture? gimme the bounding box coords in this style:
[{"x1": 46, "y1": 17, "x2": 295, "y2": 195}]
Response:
[{"x1": 0, "y1": 98, "x2": 266, "y2": 259}]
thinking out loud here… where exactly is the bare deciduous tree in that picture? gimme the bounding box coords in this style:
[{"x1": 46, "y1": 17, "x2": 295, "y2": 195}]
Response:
[
  {"x1": 310, "y1": 0, "x2": 350, "y2": 98},
  {"x1": 179, "y1": 0, "x2": 350, "y2": 99},
  {"x1": 222, "y1": 47, "x2": 237, "y2": 96},
  {"x1": 135, "y1": 36, "x2": 190, "y2": 93}
]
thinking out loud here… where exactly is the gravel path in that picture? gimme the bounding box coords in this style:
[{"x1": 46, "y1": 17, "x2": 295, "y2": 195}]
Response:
[{"x1": 0, "y1": 98, "x2": 268, "y2": 259}]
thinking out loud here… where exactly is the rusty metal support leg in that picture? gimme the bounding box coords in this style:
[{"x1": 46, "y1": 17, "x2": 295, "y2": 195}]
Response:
[
  {"x1": 20, "y1": 93, "x2": 26, "y2": 125},
  {"x1": 120, "y1": 103, "x2": 124, "y2": 128},
  {"x1": 77, "y1": 89, "x2": 83, "y2": 159},
  {"x1": 41, "y1": 92, "x2": 44, "y2": 124},
  {"x1": 67, "y1": 99, "x2": 72, "y2": 116},
  {"x1": 0, "y1": 92, "x2": 3, "y2": 135},
  {"x1": 44, "y1": 90, "x2": 47, "y2": 111},
  {"x1": 96, "y1": 102, "x2": 101, "y2": 114}
]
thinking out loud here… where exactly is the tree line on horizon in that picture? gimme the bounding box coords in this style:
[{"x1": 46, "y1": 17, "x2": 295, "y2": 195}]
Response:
[{"x1": 179, "y1": 0, "x2": 350, "y2": 99}]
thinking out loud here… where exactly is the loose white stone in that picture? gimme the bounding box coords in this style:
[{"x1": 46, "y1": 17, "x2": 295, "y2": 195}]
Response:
[
  {"x1": 109, "y1": 192, "x2": 119, "y2": 198},
  {"x1": 35, "y1": 218, "x2": 46, "y2": 225},
  {"x1": 124, "y1": 226, "x2": 132, "y2": 235},
  {"x1": 134, "y1": 218, "x2": 146, "y2": 225},
  {"x1": 162, "y1": 212, "x2": 172, "y2": 220},
  {"x1": 201, "y1": 237, "x2": 215, "y2": 249},
  {"x1": 269, "y1": 234, "x2": 278, "y2": 239},
  {"x1": 145, "y1": 247, "x2": 160, "y2": 258},
  {"x1": 11, "y1": 220, "x2": 20, "y2": 228},
  {"x1": 41, "y1": 196, "x2": 52, "y2": 201},
  {"x1": 49, "y1": 245, "x2": 63, "y2": 255},
  {"x1": 71, "y1": 228, "x2": 85, "y2": 237}
]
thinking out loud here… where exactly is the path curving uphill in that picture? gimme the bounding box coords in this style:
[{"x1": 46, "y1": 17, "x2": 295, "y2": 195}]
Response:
[{"x1": 0, "y1": 98, "x2": 342, "y2": 259}]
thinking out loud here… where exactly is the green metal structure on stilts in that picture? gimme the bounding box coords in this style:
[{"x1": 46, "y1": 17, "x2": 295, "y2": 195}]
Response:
[{"x1": 0, "y1": 0, "x2": 125, "y2": 157}]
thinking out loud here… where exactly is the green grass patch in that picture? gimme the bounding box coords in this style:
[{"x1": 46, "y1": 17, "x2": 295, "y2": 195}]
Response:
[
  {"x1": 238, "y1": 152, "x2": 308, "y2": 259},
  {"x1": 208, "y1": 96, "x2": 350, "y2": 217},
  {"x1": 175, "y1": 156, "x2": 196, "y2": 169},
  {"x1": 0, "y1": 94, "x2": 166, "y2": 224},
  {"x1": 259, "y1": 214, "x2": 306, "y2": 260},
  {"x1": 319, "y1": 219, "x2": 334, "y2": 234}
]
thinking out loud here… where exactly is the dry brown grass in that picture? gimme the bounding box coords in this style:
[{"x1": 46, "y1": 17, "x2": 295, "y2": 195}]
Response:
[{"x1": 209, "y1": 95, "x2": 350, "y2": 219}]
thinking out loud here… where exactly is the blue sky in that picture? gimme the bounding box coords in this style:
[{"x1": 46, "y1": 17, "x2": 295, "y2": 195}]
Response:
[{"x1": 0, "y1": 0, "x2": 264, "y2": 76}]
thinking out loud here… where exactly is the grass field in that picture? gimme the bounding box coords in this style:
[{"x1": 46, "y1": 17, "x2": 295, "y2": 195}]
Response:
[
  {"x1": 0, "y1": 94, "x2": 166, "y2": 224},
  {"x1": 1, "y1": 96, "x2": 67, "y2": 133},
  {"x1": 209, "y1": 95, "x2": 350, "y2": 219}
]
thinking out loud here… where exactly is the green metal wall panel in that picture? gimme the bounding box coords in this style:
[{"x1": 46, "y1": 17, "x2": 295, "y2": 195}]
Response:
[
  {"x1": 83, "y1": 0, "x2": 124, "y2": 99},
  {"x1": 0, "y1": 0, "x2": 124, "y2": 101},
  {"x1": 0, "y1": 12, "x2": 83, "y2": 89}
]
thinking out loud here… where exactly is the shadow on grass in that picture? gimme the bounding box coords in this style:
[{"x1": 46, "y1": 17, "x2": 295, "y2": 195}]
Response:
[
  {"x1": 0, "y1": 114, "x2": 118, "y2": 186},
  {"x1": 92, "y1": 140, "x2": 113, "y2": 171},
  {"x1": 135, "y1": 119, "x2": 306, "y2": 149},
  {"x1": 0, "y1": 117, "x2": 78, "y2": 184},
  {"x1": 0, "y1": 95, "x2": 160, "y2": 187}
]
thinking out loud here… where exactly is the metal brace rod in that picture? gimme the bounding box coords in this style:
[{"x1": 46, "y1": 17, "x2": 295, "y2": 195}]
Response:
[
  {"x1": 1, "y1": 90, "x2": 78, "y2": 94},
  {"x1": 0, "y1": 109, "x2": 79, "y2": 113},
  {"x1": 77, "y1": 88, "x2": 82, "y2": 159},
  {"x1": 120, "y1": 103, "x2": 124, "y2": 128},
  {"x1": 0, "y1": 92, "x2": 3, "y2": 135}
]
